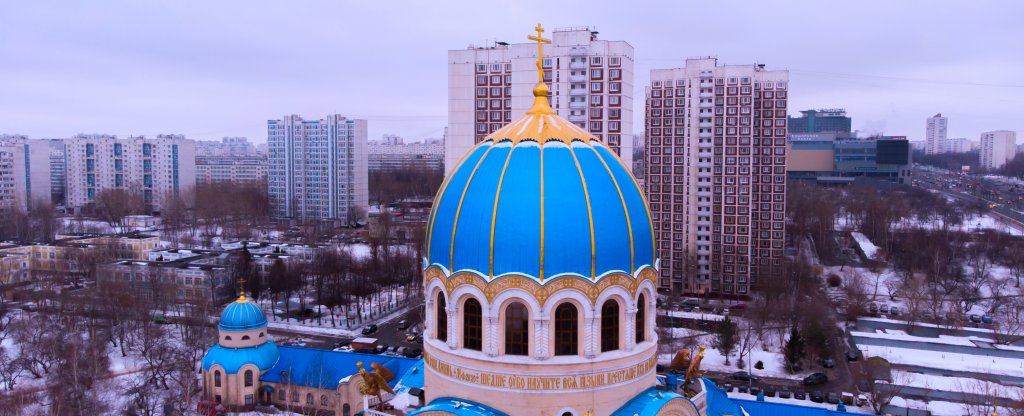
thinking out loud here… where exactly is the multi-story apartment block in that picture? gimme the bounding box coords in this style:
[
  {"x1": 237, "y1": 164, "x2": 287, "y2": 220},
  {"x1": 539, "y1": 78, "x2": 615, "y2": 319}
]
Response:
[
  {"x1": 788, "y1": 109, "x2": 852, "y2": 136},
  {"x1": 367, "y1": 135, "x2": 444, "y2": 172},
  {"x1": 99, "y1": 254, "x2": 233, "y2": 305},
  {"x1": 196, "y1": 155, "x2": 267, "y2": 184},
  {"x1": 267, "y1": 115, "x2": 368, "y2": 222},
  {"x1": 945, "y1": 137, "x2": 971, "y2": 154},
  {"x1": 196, "y1": 136, "x2": 259, "y2": 157},
  {"x1": 925, "y1": 113, "x2": 948, "y2": 155},
  {"x1": 48, "y1": 139, "x2": 66, "y2": 205},
  {"x1": 980, "y1": 130, "x2": 1018, "y2": 169},
  {"x1": 448, "y1": 27, "x2": 634, "y2": 170},
  {"x1": 64, "y1": 134, "x2": 196, "y2": 214},
  {"x1": 645, "y1": 57, "x2": 789, "y2": 295},
  {"x1": 0, "y1": 135, "x2": 52, "y2": 212}
]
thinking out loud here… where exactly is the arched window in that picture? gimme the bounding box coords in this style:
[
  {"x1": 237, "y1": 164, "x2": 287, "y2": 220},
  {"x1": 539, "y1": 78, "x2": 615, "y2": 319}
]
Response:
[
  {"x1": 244, "y1": 370, "x2": 253, "y2": 387},
  {"x1": 343, "y1": 403, "x2": 351, "y2": 416},
  {"x1": 224, "y1": 335, "x2": 232, "y2": 341},
  {"x1": 436, "y1": 293, "x2": 448, "y2": 342},
  {"x1": 463, "y1": 298, "x2": 482, "y2": 350},
  {"x1": 214, "y1": 370, "x2": 222, "y2": 387},
  {"x1": 291, "y1": 392, "x2": 298, "y2": 402},
  {"x1": 320, "y1": 395, "x2": 328, "y2": 406},
  {"x1": 242, "y1": 335, "x2": 251, "y2": 340},
  {"x1": 601, "y1": 300, "x2": 620, "y2": 352},
  {"x1": 278, "y1": 389, "x2": 285, "y2": 400},
  {"x1": 504, "y1": 302, "x2": 528, "y2": 355},
  {"x1": 306, "y1": 393, "x2": 314, "y2": 405},
  {"x1": 636, "y1": 293, "x2": 646, "y2": 344},
  {"x1": 259, "y1": 332, "x2": 265, "y2": 337},
  {"x1": 555, "y1": 303, "x2": 578, "y2": 356}
]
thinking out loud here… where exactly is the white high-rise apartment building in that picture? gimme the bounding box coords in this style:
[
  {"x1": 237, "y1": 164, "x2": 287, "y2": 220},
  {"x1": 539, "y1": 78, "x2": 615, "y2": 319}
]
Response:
[
  {"x1": 646, "y1": 58, "x2": 789, "y2": 295},
  {"x1": 65, "y1": 134, "x2": 196, "y2": 213},
  {"x1": 925, "y1": 113, "x2": 948, "y2": 155},
  {"x1": 0, "y1": 135, "x2": 51, "y2": 212},
  {"x1": 448, "y1": 27, "x2": 634, "y2": 171},
  {"x1": 267, "y1": 115, "x2": 368, "y2": 222},
  {"x1": 946, "y1": 137, "x2": 970, "y2": 153},
  {"x1": 980, "y1": 130, "x2": 1018, "y2": 169}
]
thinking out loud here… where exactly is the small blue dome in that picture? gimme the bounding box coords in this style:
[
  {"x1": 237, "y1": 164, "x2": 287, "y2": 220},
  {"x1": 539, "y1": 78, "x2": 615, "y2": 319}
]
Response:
[{"x1": 218, "y1": 299, "x2": 268, "y2": 331}]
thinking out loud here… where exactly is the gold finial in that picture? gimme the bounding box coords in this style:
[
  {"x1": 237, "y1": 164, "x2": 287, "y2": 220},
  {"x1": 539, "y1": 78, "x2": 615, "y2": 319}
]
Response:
[
  {"x1": 237, "y1": 276, "x2": 247, "y2": 302},
  {"x1": 526, "y1": 23, "x2": 555, "y2": 115},
  {"x1": 527, "y1": 23, "x2": 552, "y2": 84}
]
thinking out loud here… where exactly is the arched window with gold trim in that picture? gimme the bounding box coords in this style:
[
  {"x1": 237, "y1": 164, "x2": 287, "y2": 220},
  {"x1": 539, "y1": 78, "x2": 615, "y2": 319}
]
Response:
[
  {"x1": 504, "y1": 302, "x2": 528, "y2": 355},
  {"x1": 601, "y1": 299, "x2": 620, "y2": 352},
  {"x1": 636, "y1": 293, "x2": 646, "y2": 344},
  {"x1": 463, "y1": 298, "x2": 482, "y2": 350},
  {"x1": 436, "y1": 293, "x2": 448, "y2": 342},
  {"x1": 554, "y1": 303, "x2": 578, "y2": 356}
]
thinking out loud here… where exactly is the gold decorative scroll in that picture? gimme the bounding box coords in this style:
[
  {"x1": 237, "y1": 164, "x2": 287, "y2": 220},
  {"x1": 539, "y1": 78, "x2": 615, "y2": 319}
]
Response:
[{"x1": 425, "y1": 267, "x2": 657, "y2": 306}]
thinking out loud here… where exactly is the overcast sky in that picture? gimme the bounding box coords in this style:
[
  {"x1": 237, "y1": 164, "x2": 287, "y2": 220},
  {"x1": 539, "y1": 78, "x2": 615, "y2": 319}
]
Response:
[{"x1": 2, "y1": 0, "x2": 1022, "y2": 144}]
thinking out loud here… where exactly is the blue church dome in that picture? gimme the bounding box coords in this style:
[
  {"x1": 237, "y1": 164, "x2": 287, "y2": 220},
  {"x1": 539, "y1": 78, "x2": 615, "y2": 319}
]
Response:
[
  {"x1": 218, "y1": 298, "x2": 268, "y2": 331},
  {"x1": 426, "y1": 85, "x2": 656, "y2": 281}
]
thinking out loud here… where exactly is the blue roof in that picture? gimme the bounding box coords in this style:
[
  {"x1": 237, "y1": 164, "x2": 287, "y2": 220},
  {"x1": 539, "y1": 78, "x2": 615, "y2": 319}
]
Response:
[
  {"x1": 426, "y1": 139, "x2": 656, "y2": 281},
  {"x1": 703, "y1": 378, "x2": 749, "y2": 416},
  {"x1": 408, "y1": 398, "x2": 508, "y2": 416},
  {"x1": 218, "y1": 299, "x2": 268, "y2": 331},
  {"x1": 734, "y1": 399, "x2": 851, "y2": 416},
  {"x1": 202, "y1": 341, "x2": 279, "y2": 374},
  {"x1": 395, "y1": 359, "x2": 424, "y2": 390},
  {"x1": 259, "y1": 346, "x2": 420, "y2": 390},
  {"x1": 611, "y1": 387, "x2": 698, "y2": 416}
]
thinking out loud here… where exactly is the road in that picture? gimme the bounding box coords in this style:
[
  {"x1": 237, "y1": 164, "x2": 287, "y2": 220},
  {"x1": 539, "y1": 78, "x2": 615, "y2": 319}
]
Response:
[
  {"x1": 269, "y1": 302, "x2": 426, "y2": 354},
  {"x1": 913, "y1": 165, "x2": 1024, "y2": 230}
]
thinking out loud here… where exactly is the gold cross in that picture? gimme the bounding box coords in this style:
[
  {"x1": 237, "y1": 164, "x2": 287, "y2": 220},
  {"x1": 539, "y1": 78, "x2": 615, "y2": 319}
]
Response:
[
  {"x1": 527, "y1": 23, "x2": 551, "y2": 84},
  {"x1": 237, "y1": 276, "x2": 247, "y2": 300}
]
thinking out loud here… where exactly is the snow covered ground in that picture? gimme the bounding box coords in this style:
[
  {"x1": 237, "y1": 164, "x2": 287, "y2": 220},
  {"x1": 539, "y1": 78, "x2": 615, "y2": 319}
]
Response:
[
  {"x1": 730, "y1": 391, "x2": 874, "y2": 414},
  {"x1": 861, "y1": 344, "x2": 1024, "y2": 377},
  {"x1": 893, "y1": 370, "x2": 1024, "y2": 398},
  {"x1": 658, "y1": 332, "x2": 812, "y2": 381}
]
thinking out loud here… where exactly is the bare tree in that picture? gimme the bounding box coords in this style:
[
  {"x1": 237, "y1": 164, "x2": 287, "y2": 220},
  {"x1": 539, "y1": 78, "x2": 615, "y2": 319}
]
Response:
[{"x1": 92, "y1": 188, "x2": 146, "y2": 232}]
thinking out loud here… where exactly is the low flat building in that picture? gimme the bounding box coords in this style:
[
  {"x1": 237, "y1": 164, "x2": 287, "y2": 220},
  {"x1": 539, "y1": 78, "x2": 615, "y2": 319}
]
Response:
[{"x1": 787, "y1": 133, "x2": 912, "y2": 184}]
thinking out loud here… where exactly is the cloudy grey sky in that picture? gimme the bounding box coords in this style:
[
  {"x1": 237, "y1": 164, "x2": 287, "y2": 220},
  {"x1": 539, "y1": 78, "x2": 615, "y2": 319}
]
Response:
[{"x1": 2, "y1": 0, "x2": 1022, "y2": 144}]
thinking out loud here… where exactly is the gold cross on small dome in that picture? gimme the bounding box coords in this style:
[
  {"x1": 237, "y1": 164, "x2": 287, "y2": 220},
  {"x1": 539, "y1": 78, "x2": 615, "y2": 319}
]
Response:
[
  {"x1": 237, "y1": 276, "x2": 247, "y2": 301},
  {"x1": 527, "y1": 23, "x2": 551, "y2": 84}
]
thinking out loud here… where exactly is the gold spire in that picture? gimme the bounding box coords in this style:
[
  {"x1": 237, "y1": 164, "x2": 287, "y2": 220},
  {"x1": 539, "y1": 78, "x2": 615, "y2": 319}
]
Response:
[
  {"x1": 236, "y1": 276, "x2": 247, "y2": 302},
  {"x1": 526, "y1": 23, "x2": 555, "y2": 116}
]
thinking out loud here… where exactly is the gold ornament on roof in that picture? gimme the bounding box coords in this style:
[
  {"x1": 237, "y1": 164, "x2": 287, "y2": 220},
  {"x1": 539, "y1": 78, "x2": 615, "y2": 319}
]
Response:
[
  {"x1": 683, "y1": 345, "x2": 707, "y2": 395},
  {"x1": 236, "y1": 276, "x2": 247, "y2": 302},
  {"x1": 357, "y1": 361, "x2": 396, "y2": 410},
  {"x1": 527, "y1": 23, "x2": 551, "y2": 85}
]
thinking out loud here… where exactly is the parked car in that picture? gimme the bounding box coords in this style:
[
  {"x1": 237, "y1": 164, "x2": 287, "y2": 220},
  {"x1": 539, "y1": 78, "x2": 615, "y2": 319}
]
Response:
[
  {"x1": 845, "y1": 350, "x2": 860, "y2": 361},
  {"x1": 889, "y1": 306, "x2": 901, "y2": 315},
  {"x1": 982, "y1": 314, "x2": 994, "y2": 324},
  {"x1": 375, "y1": 345, "x2": 388, "y2": 354},
  {"x1": 403, "y1": 347, "x2": 422, "y2": 358},
  {"x1": 868, "y1": 303, "x2": 879, "y2": 314},
  {"x1": 196, "y1": 400, "x2": 226, "y2": 416},
  {"x1": 841, "y1": 392, "x2": 856, "y2": 406},
  {"x1": 397, "y1": 319, "x2": 411, "y2": 330},
  {"x1": 361, "y1": 324, "x2": 378, "y2": 335},
  {"x1": 827, "y1": 392, "x2": 840, "y2": 404},
  {"x1": 722, "y1": 383, "x2": 733, "y2": 392},
  {"x1": 778, "y1": 390, "x2": 791, "y2": 399},
  {"x1": 749, "y1": 386, "x2": 761, "y2": 396},
  {"x1": 857, "y1": 393, "x2": 868, "y2": 406},
  {"x1": 823, "y1": 358, "x2": 835, "y2": 368},
  {"x1": 803, "y1": 373, "x2": 828, "y2": 386},
  {"x1": 415, "y1": 334, "x2": 424, "y2": 343},
  {"x1": 737, "y1": 385, "x2": 749, "y2": 394},
  {"x1": 731, "y1": 371, "x2": 759, "y2": 382},
  {"x1": 793, "y1": 391, "x2": 806, "y2": 400},
  {"x1": 810, "y1": 391, "x2": 824, "y2": 403},
  {"x1": 969, "y1": 314, "x2": 982, "y2": 323},
  {"x1": 334, "y1": 340, "x2": 351, "y2": 349},
  {"x1": 763, "y1": 387, "x2": 776, "y2": 397}
]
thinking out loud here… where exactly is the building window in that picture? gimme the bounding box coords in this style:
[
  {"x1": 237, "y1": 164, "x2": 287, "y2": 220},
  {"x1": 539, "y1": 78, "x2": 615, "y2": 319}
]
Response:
[
  {"x1": 291, "y1": 392, "x2": 299, "y2": 403},
  {"x1": 601, "y1": 300, "x2": 620, "y2": 352},
  {"x1": 245, "y1": 394, "x2": 254, "y2": 405},
  {"x1": 554, "y1": 303, "x2": 578, "y2": 356},
  {"x1": 214, "y1": 370, "x2": 221, "y2": 387},
  {"x1": 244, "y1": 370, "x2": 253, "y2": 387},
  {"x1": 306, "y1": 393, "x2": 314, "y2": 405},
  {"x1": 636, "y1": 294, "x2": 646, "y2": 343},
  {"x1": 504, "y1": 302, "x2": 529, "y2": 355},
  {"x1": 278, "y1": 389, "x2": 285, "y2": 401},
  {"x1": 321, "y1": 395, "x2": 328, "y2": 406},
  {"x1": 463, "y1": 298, "x2": 482, "y2": 350},
  {"x1": 436, "y1": 293, "x2": 448, "y2": 341}
]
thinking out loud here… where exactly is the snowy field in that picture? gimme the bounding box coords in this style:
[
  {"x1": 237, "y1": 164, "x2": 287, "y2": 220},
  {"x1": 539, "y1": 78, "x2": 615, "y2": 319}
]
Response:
[{"x1": 861, "y1": 344, "x2": 1024, "y2": 376}]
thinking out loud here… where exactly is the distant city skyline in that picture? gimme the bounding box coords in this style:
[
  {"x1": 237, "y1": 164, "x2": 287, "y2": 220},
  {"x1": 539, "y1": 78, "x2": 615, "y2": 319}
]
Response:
[{"x1": 1, "y1": 0, "x2": 1022, "y2": 145}]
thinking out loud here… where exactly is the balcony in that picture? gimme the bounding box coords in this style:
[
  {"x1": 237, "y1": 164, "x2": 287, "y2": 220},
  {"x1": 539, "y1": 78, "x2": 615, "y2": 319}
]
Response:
[
  {"x1": 569, "y1": 88, "x2": 587, "y2": 96},
  {"x1": 697, "y1": 249, "x2": 712, "y2": 256},
  {"x1": 697, "y1": 191, "x2": 712, "y2": 197},
  {"x1": 698, "y1": 132, "x2": 712, "y2": 139},
  {"x1": 569, "y1": 47, "x2": 588, "y2": 56},
  {"x1": 698, "y1": 151, "x2": 712, "y2": 158},
  {"x1": 570, "y1": 61, "x2": 586, "y2": 70},
  {"x1": 568, "y1": 114, "x2": 586, "y2": 122},
  {"x1": 698, "y1": 162, "x2": 712, "y2": 168},
  {"x1": 700, "y1": 80, "x2": 714, "y2": 87},
  {"x1": 698, "y1": 141, "x2": 712, "y2": 149},
  {"x1": 570, "y1": 75, "x2": 587, "y2": 83},
  {"x1": 699, "y1": 102, "x2": 713, "y2": 109},
  {"x1": 699, "y1": 92, "x2": 713, "y2": 98},
  {"x1": 696, "y1": 220, "x2": 712, "y2": 226},
  {"x1": 699, "y1": 122, "x2": 713, "y2": 128},
  {"x1": 569, "y1": 101, "x2": 587, "y2": 109},
  {"x1": 697, "y1": 171, "x2": 712, "y2": 178}
]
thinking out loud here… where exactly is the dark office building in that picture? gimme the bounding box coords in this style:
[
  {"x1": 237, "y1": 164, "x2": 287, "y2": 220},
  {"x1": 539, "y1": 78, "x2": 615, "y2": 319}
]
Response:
[{"x1": 788, "y1": 109, "x2": 852, "y2": 135}]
